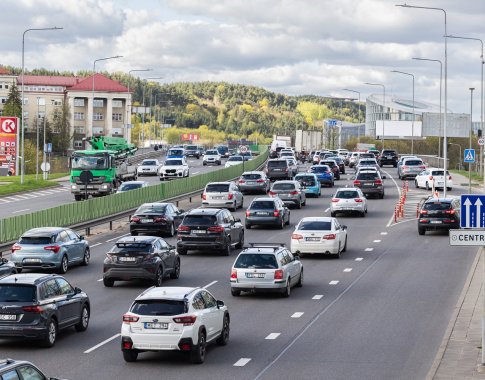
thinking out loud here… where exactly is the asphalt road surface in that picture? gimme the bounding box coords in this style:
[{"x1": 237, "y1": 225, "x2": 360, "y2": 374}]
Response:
[{"x1": 0, "y1": 164, "x2": 477, "y2": 380}]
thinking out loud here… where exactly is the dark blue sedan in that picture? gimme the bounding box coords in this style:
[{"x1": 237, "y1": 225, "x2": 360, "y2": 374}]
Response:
[{"x1": 309, "y1": 165, "x2": 334, "y2": 187}]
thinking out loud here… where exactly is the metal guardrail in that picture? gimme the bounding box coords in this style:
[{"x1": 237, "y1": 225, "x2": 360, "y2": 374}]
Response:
[{"x1": 0, "y1": 147, "x2": 268, "y2": 255}]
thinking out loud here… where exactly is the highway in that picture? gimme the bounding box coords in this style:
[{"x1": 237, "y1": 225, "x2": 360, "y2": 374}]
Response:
[{"x1": 0, "y1": 163, "x2": 477, "y2": 380}]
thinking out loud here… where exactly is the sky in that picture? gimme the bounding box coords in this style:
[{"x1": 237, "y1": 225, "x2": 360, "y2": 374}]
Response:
[{"x1": 2, "y1": 0, "x2": 485, "y2": 119}]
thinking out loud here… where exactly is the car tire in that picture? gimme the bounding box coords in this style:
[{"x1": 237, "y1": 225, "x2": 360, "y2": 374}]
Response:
[
  {"x1": 81, "y1": 248, "x2": 90, "y2": 266},
  {"x1": 190, "y1": 331, "x2": 207, "y2": 364},
  {"x1": 75, "y1": 305, "x2": 90, "y2": 332},
  {"x1": 235, "y1": 231, "x2": 244, "y2": 249},
  {"x1": 418, "y1": 227, "x2": 426, "y2": 236},
  {"x1": 447, "y1": 187, "x2": 452, "y2": 191},
  {"x1": 74, "y1": 194, "x2": 82, "y2": 201},
  {"x1": 331, "y1": 211, "x2": 336, "y2": 217},
  {"x1": 285, "y1": 213, "x2": 290, "y2": 225},
  {"x1": 281, "y1": 280, "x2": 291, "y2": 298},
  {"x1": 302, "y1": 198, "x2": 306, "y2": 206},
  {"x1": 342, "y1": 237, "x2": 347, "y2": 252},
  {"x1": 168, "y1": 223, "x2": 175, "y2": 237},
  {"x1": 425, "y1": 182, "x2": 430, "y2": 191},
  {"x1": 222, "y1": 239, "x2": 231, "y2": 256},
  {"x1": 178, "y1": 248, "x2": 187, "y2": 255},
  {"x1": 203, "y1": 162, "x2": 207, "y2": 166},
  {"x1": 216, "y1": 315, "x2": 230, "y2": 346},
  {"x1": 330, "y1": 181, "x2": 334, "y2": 188},
  {"x1": 103, "y1": 278, "x2": 115, "y2": 287},
  {"x1": 231, "y1": 288, "x2": 241, "y2": 297},
  {"x1": 296, "y1": 270, "x2": 303, "y2": 288},
  {"x1": 170, "y1": 259, "x2": 181, "y2": 279},
  {"x1": 297, "y1": 200, "x2": 302, "y2": 209},
  {"x1": 231, "y1": 202, "x2": 237, "y2": 212},
  {"x1": 41, "y1": 319, "x2": 57, "y2": 348},
  {"x1": 379, "y1": 193, "x2": 384, "y2": 199},
  {"x1": 394, "y1": 163, "x2": 397, "y2": 168},
  {"x1": 58, "y1": 255, "x2": 68, "y2": 274},
  {"x1": 279, "y1": 218, "x2": 284, "y2": 229},
  {"x1": 154, "y1": 266, "x2": 163, "y2": 287},
  {"x1": 123, "y1": 350, "x2": 138, "y2": 362},
  {"x1": 361, "y1": 211, "x2": 366, "y2": 217},
  {"x1": 245, "y1": 223, "x2": 251, "y2": 229},
  {"x1": 239, "y1": 197, "x2": 244, "y2": 209}
]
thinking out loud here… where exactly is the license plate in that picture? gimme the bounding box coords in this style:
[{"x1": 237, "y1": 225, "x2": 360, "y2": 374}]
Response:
[
  {"x1": 274, "y1": 169, "x2": 282, "y2": 171},
  {"x1": 118, "y1": 257, "x2": 136, "y2": 262},
  {"x1": 246, "y1": 273, "x2": 265, "y2": 278},
  {"x1": 436, "y1": 182, "x2": 444, "y2": 186},
  {"x1": 247, "y1": 181, "x2": 256, "y2": 185},
  {"x1": 212, "y1": 196, "x2": 223, "y2": 200},
  {"x1": 256, "y1": 212, "x2": 268, "y2": 215},
  {"x1": 0, "y1": 314, "x2": 16, "y2": 320},
  {"x1": 305, "y1": 237, "x2": 320, "y2": 241},
  {"x1": 192, "y1": 230, "x2": 206, "y2": 234},
  {"x1": 24, "y1": 259, "x2": 41, "y2": 263},
  {"x1": 144, "y1": 322, "x2": 168, "y2": 329},
  {"x1": 430, "y1": 221, "x2": 442, "y2": 224},
  {"x1": 363, "y1": 184, "x2": 373, "y2": 187},
  {"x1": 141, "y1": 219, "x2": 153, "y2": 223}
]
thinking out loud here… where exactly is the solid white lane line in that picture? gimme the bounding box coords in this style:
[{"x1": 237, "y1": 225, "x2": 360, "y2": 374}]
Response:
[
  {"x1": 312, "y1": 295, "x2": 324, "y2": 300},
  {"x1": 355, "y1": 257, "x2": 364, "y2": 261},
  {"x1": 90, "y1": 243, "x2": 102, "y2": 248},
  {"x1": 97, "y1": 278, "x2": 103, "y2": 282},
  {"x1": 265, "y1": 333, "x2": 281, "y2": 340},
  {"x1": 106, "y1": 233, "x2": 130, "y2": 242},
  {"x1": 343, "y1": 268, "x2": 352, "y2": 273},
  {"x1": 291, "y1": 312, "x2": 304, "y2": 318},
  {"x1": 324, "y1": 208, "x2": 330, "y2": 212},
  {"x1": 203, "y1": 280, "x2": 218, "y2": 288},
  {"x1": 12, "y1": 209, "x2": 30, "y2": 214},
  {"x1": 373, "y1": 240, "x2": 381, "y2": 243},
  {"x1": 192, "y1": 171, "x2": 200, "y2": 174},
  {"x1": 84, "y1": 333, "x2": 120, "y2": 353},
  {"x1": 234, "y1": 358, "x2": 251, "y2": 367},
  {"x1": 365, "y1": 248, "x2": 374, "y2": 252},
  {"x1": 329, "y1": 280, "x2": 339, "y2": 285}
]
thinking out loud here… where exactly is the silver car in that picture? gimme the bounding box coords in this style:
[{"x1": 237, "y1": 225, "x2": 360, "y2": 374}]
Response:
[
  {"x1": 398, "y1": 157, "x2": 426, "y2": 179},
  {"x1": 330, "y1": 187, "x2": 368, "y2": 217},
  {"x1": 237, "y1": 171, "x2": 270, "y2": 194},
  {"x1": 269, "y1": 180, "x2": 306, "y2": 209},
  {"x1": 202, "y1": 181, "x2": 244, "y2": 211},
  {"x1": 230, "y1": 243, "x2": 303, "y2": 297}
]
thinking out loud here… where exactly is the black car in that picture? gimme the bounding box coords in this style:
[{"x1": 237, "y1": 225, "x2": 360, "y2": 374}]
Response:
[
  {"x1": 326, "y1": 156, "x2": 345, "y2": 174},
  {"x1": 266, "y1": 159, "x2": 291, "y2": 180},
  {"x1": 320, "y1": 160, "x2": 340, "y2": 180},
  {"x1": 0, "y1": 258, "x2": 17, "y2": 277},
  {"x1": 103, "y1": 236, "x2": 180, "y2": 287},
  {"x1": 245, "y1": 197, "x2": 290, "y2": 229},
  {"x1": 0, "y1": 359, "x2": 65, "y2": 380},
  {"x1": 184, "y1": 144, "x2": 200, "y2": 159},
  {"x1": 418, "y1": 197, "x2": 460, "y2": 235},
  {"x1": 378, "y1": 149, "x2": 398, "y2": 167},
  {"x1": 0, "y1": 273, "x2": 90, "y2": 347},
  {"x1": 130, "y1": 202, "x2": 185, "y2": 237},
  {"x1": 177, "y1": 208, "x2": 244, "y2": 256},
  {"x1": 353, "y1": 169, "x2": 384, "y2": 198}
]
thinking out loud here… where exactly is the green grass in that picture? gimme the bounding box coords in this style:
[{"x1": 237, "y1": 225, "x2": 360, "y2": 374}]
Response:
[
  {"x1": 0, "y1": 173, "x2": 69, "y2": 196},
  {"x1": 450, "y1": 169, "x2": 483, "y2": 184}
]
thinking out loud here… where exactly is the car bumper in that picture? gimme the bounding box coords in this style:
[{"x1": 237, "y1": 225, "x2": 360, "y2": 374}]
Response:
[
  {"x1": 103, "y1": 266, "x2": 158, "y2": 281},
  {"x1": 239, "y1": 184, "x2": 267, "y2": 193},
  {"x1": 418, "y1": 220, "x2": 459, "y2": 230},
  {"x1": 268, "y1": 172, "x2": 289, "y2": 179},
  {"x1": 121, "y1": 331, "x2": 191, "y2": 352},
  {"x1": 130, "y1": 224, "x2": 171, "y2": 234},
  {"x1": 245, "y1": 216, "x2": 280, "y2": 225},
  {"x1": 302, "y1": 187, "x2": 320, "y2": 195},
  {"x1": 290, "y1": 240, "x2": 339, "y2": 254},
  {"x1": 202, "y1": 200, "x2": 234, "y2": 208},
  {"x1": 0, "y1": 324, "x2": 48, "y2": 339},
  {"x1": 230, "y1": 281, "x2": 286, "y2": 291},
  {"x1": 177, "y1": 239, "x2": 225, "y2": 251},
  {"x1": 359, "y1": 186, "x2": 384, "y2": 195},
  {"x1": 160, "y1": 172, "x2": 184, "y2": 179},
  {"x1": 12, "y1": 253, "x2": 61, "y2": 269},
  {"x1": 203, "y1": 160, "x2": 220, "y2": 165},
  {"x1": 330, "y1": 204, "x2": 365, "y2": 213}
]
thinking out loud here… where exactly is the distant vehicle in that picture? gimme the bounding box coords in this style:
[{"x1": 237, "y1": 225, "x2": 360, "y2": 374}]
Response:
[
  {"x1": 414, "y1": 168, "x2": 453, "y2": 191},
  {"x1": 397, "y1": 157, "x2": 426, "y2": 179},
  {"x1": 184, "y1": 144, "x2": 200, "y2": 159},
  {"x1": 137, "y1": 159, "x2": 160, "y2": 176},
  {"x1": 167, "y1": 148, "x2": 185, "y2": 158},
  {"x1": 269, "y1": 180, "x2": 306, "y2": 209},
  {"x1": 215, "y1": 145, "x2": 230, "y2": 158},
  {"x1": 378, "y1": 149, "x2": 398, "y2": 167},
  {"x1": 159, "y1": 158, "x2": 189, "y2": 180},
  {"x1": 117, "y1": 180, "x2": 149, "y2": 193},
  {"x1": 265, "y1": 159, "x2": 291, "y2": 180},
  {"x1": 203, "y1": 149, "x2": 222, "y2": 166},
  {"x1": 330, "y1": 187, "x2": 367, "y2": 217},
  {"x1": 237, "y1": 171, "x2": 270, "y2": 194},
  {"x1": 225, "y1": 155, "x2": 244, "y2": 168},
  {"x1": 202, "y1": 181, "x2": 243, "y2": 211},
  {"x1": 353, "y1": 169, "x2": 385, "y2": 198},
  {"x1": 355, "y1": 158, "x2": 380, "y2": 172},
  {"x1": 130, "y1": 202, "x2": 186, "y2": 237},
  {"x1": 240, "y1": 151, "x2": 253, "y2": 161},
  {"x1": 285, "y1": 157, "x2": 298, "y2": 177},
  {"x1": 309, "y1": 165, "x2": 334, "y2": 187},
  {"x1": 319, "y1": 160, "x2": 340, "y2": 180},
  {"x1": 418, "y1": 197, "x2": 460, "y2": 235},
  {"x1": 294, "y1": 173, "x2": 321, "y2": 197}
]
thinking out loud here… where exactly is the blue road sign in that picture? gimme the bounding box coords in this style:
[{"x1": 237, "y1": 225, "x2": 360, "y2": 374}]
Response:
[
  {"x1": 464, "y1": 148, "x2": 475, "y2": 163},
  {"x1": 461, "y1": 194, "x2": 485, "y2": 228},
  {"x1": 327, "y1": 119, "x2": 337, "y2": 127}
]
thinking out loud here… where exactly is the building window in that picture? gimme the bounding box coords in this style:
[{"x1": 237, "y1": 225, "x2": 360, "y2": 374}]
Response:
[
  {"x1": 74, "y1": 140, "x2": 83, "y2": 148},
  {"x1": 112, "y1": 113, "x2": 122, "y2": 121},
  {"x1": 0, "y1": 97, "x2": 6, "y2": 104},
  {"x1": 93, "y1": 99, "x2": 104, "y2": 108},
  {"x1": 74, "y1": 98, "x2": 85, "y2": 107},
  {"x1": 93, "y1": 112, "x2": 104, "y2": 121},
  {"x1": 74, "y1": 126, "x2": 85, "y2": 134},
  {"x1": 37, "y1": 112, "x2": 46, "y2": 119},
  {"x1": 5, "y1": 85, "x2": 8, "y2": 89},
  {"x1": 74, "y1": 112, "x2": 84, "y2": 120},
  {"x1": 23, "y1": 98, "x2": 28, "y2": 105},
  {"x1": 36, "y1": 98, "x2": 45, "y2": 106},
  {"x1": 112, "y1": 100, "x2": 123, "y2": 108},
  {"x1": 51, "y1": 99, "x2": 62, "y2": 106}
]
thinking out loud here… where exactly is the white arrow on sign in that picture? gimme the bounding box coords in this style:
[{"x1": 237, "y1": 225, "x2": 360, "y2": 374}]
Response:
[
  {"x1": 464, "y1": 197, "x2": 472, "y2": 228},
  {"x1": 477, "y1": 198, "x2": 483, "y2": 228}
]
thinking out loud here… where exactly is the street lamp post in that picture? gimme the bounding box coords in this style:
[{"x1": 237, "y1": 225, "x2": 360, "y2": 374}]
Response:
[
  {"x1": 127, "y1": 69, "x2": 152, "y2": 144},
  {"x1": 343, "y1": 89, "x2": 362, "y2": 143},
  {"x1": 413, "y1": 57, "x2": 443, "y2": 163},
  {"x1": 364, "y1": 82, "x2": 386, "y2": 150},
  {"x1": 36, "y1": 97, "x2": 40, "y2": 180},
  {"x1": 470, "y1": 87, "x2": 475, "y2": 194},
  {"x1": 141, "y1": 77, "x2": 163, "y2": 148},
  {"x1": 391, "y1": 70, "x2": 415, "y2": 154},
  {"x1": 20, "y1": 26, "x2": 63, "y2": 184}
]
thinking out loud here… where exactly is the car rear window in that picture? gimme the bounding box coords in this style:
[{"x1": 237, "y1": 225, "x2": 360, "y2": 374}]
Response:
[
  {"x1": 135, "y1": 205, "x2": 166, "y2": 214},
  {"x1": 268, "y1": 161, "x2": 287, "y2": 168},
  {"x1": 185, "y1": 145, "x2": 197, "y2": 150},
  {"x1": 119, "y1": 183, "x2": 143, "y2": 191},
  {"x1": 250, "y1": 201, "x2": 275, "y2": 210},
  {"x1": 229, "y1": 156, "x2": 243, "y2": 161},
  {"x1": 19, "y1": 236, "x2": 54, "y2": 244},
  {"x1": 206, "y1": 184, "x2": 230, "y2": 192},
  {"x1": 357, "y1": 172, "x2": 379, "y2": 180},
  {"x1": 431, "y1": 170, "x2": 449, "y2": 176},
  {"x1": 272, "y1": 183, "x2": 296, "y2": 190},
  {"x1": 142, "y1": 160, "x2": 157, "y2": 166},
  {"x1": 205, "y1": 150, "x2": 218, "y2": 155},
  {"x1": 241, "y1": 173, "x2": 262, "y2": 180},
  {"x1": 130, "y1": 300, "x2": 186, "y2": 316},
  {"x1": 296, "y1": 176, "x2": 316, "y2": 186},
  {"x1": 298, "y1": 221, "x2": 332, "y2": 230},
  {"x1": 405, "y1": 160, "x2": 423, "y2": 165},
  {"x1": 183, "y1": 215, "x2": 218, "y2": 226},
  {"x1": 112, "y1": 243, "x2": 153, "y2": 253},
  {"x1": 423, "y1": 202, "x2": 452, "y2": 211},
  {"x1": 311, "y1": 166, "x2": 329, "y2": 173},
  {"x1": 0, "y1": 284, "x2": 37, "y2": 302},
  {"x1": 234, "y1": 254, "x2": 278, "y2": 269},
  {"x1": 168, "y1": 149, "x2": 183, "y2": 155},
  {"x1": 360, "y1": 153, "x2": 375, "y2": 158},
  {"x1": 336, "y1": 191, "x2": 359, "y2": 199},
  {"x1": 359, "y1": 160, "x2": 377, "y2": 165}
]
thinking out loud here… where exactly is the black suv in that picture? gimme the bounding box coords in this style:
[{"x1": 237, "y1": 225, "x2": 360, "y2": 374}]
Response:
[
  {"x1": 0, "y1": 359, "x2": 64, "y2": 380},
  {"x1": 177, "y1": 208, "x2": 244, "y2": 255},
  {"x1": 418, "y1": 197, "x2": 460, "y2": 235},
  {"x1": 103, "y1": 236, "x2": 180, "y2": 287},
  {"x1": 0, "y1": 273, "x2": 90, "y2": 347},
  {"x1": 353, "y1": 169, "x2": 384, "y2": 198},
  {"x1": 184, "y1": 144, "x2": 200, "y2": 159},
  {"x1": 378, "y1": 149, "x2": 398, "y2": 167}
]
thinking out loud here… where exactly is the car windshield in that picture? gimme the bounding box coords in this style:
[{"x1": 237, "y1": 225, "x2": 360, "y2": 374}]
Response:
[
  {"x1": 241, "y1": 173, "x2": 262, "y2": 180},
  {"x1": 296, "y1": 176, "x2": 315, "y2": 186},
  {"x1": 205, "y1": 150, "x2": 218, "y2": 155},
  {"x1": 135, "y1": 204, "x2": 166, "y2": 214},
  {"x1": 168, "y1": 149, "x2": 183, "y2": 155},
  {"x1": 0, "y1": 284, "x2": 37, "y2": 302},
  {"x1": 183, "y1": 215, "x2": 217, "y2": 226},
  {"x1": 71, "y1": 155, "x2": 108, "y2": 170},
  {"x1": 165, "y1": 160, "x2": 183, "y2": 166},
  {"x1": 119, "y1": 183, "x2": 143, "y2": 191},
  {"x1": 336, "y1": 191, "x2": 359, "y2": 199},
  {"x1": 311, "y1": 166, "x2": 329, "y2": 173},
  {"x1": 19, "y1": 236, "x2": 54, "y2": 244},
  {"x1": 268, "y1": 161, "x2": 287, "y2": 168},
  {"x1": 357, "y1": 173, "x2": 378, "y2": 180},
  {"x1": 298, "y1": 221, "x2": 332, "y2": 230},
  {"x1": 112, "y1": 243, "x2": 152, "y2": 253},
  {"x1": 272, "y1": 183, "x2": 296, "y2": 191},
  {"x1": 206, "y1": 184, "x2": 230, "y2": 192},
  {"x1": 234, "y1": 254, "x2": 278, "y2": 269},
  {"x1": 423, "y1": 202, "x2": 452, "y2": 211},
  {"x1": 142, "y1": 160, "x2": 157, "y2": 166},
  {"x1": 405, "y1": 160, "x2": 423, "y2": 166},
  {"x1": 185, "y1": 145, "x2": 197, "y2": 150},
  {"x1": 250, "y1": 201, "x2": 275, "y2": 210},
  {"x1": 229, "y1": 156, "x2": 243, "y2": 161},
  {"x1": 131, "y1": 300, "x2": 186, "y2": 316}
]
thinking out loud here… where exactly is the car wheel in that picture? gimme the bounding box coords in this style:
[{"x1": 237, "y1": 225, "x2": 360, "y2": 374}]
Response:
[
  {"x1": 425, "y1": 182, "x2": 430, "y2": 191},
  {"x1": 190, "y1": 331, "x2": 207, "y2": 364},
  {"x1": 342, "y1": 237, "x2": 347, "y2": 252},
  {"x1": 302, "y1": 198, "x2": 306, "y2": 206},
  {"x1": 216, "y1": 315, "x2": 230, "y2": 346},
  {"x1": 285, "y1": 213, "x2": 290, "y2": 225},
  {"x1": 296, "y1": 269, "x2": 303, "y2": 288},
  {"x1": 41, "y1": 319, "x2": 57, "y2": 348},
  {"x1": 418, "y1": 227, "x2": 426, "y2": 236},
  {"x1": 231, "y1": 202, "x2": 237, "y2": 212},
  {"x1": 415, "y1": 180, "x2": 419, "y2": 188},
  {"x1": 75, "y1": 305, "x2": 90, "y2": 332},
  {"x1": 281, "y1": 280, "x2": 291, "y2": 298},
  {"x1": 170, "y1": 259, "x2": 181, "y2": 279},
  {"x1": 154, "y1": 267, "x2": 163, "y2": 287},
  {"x1": 58, "y1": 255, "x2": 68, "y2": 274},
  {"x1": 231, "y1": 288, "x2": 241, "y2": 297},
  {"x1": 279, "y1": 218, "x2": 284, "y2": 229},
  {"x1": 81, "y1": 248, "x2": 90, "y2": 266},
  {"x1": 447, "y1": 187, "x2": 452, "y2": 191},
  {"x1": 178, "y1": 248, "x2": 187, "y2": 255},
  {"x1": 361, "y1": 211, "x2": 366, "y2": 217},
  {"x1": 331, "y1": 211, "x2": 336, "y2": 217},
  {"x1": 394, "y1": 163, "x2": 397, "y2": 168},
  {"x1": 297, "y1": 200, "x2": 302, "y2": 209},
  {"x1": 379, "y1": 193, "x2": 384, "y2": 199},
  {"x1": 330, "y1": 181, "x2": 334, "y2": 188},
  {"x1": 245, "y1": 223, "x2": 251, "y2": 229},
  {"x1": 235, "y1": 231, "x2": 244, "y2": 249},
  {"x1": 168, "y1": 223, "x2": 175, "y2": 237},
  {"x1": 123, "y1": 350, "x2": 138, "y2": 362},
  {"x1": 103, "y1": 278, "x2": 115, "y2": 287},
  {"x1": 335, "y1": 244, "x2": 341, "y2": 259},
  {"x1": 222, "y1": 238, "x2": 231, "y2": 256},
  {"x1": 203, "y1": 162, "x2": 207, "y2": 166},
  {"x1": 239, "y1": 197, "x2": 244, "y2": 209},
  {"x1": 74, "y1": 194, "x2": 82, "y2": 201}
]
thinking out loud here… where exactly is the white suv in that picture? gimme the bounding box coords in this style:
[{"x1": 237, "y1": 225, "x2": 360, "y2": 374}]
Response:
[
  {"x1": 121, "y1": 286, "x2": 230, "y2": 364},
  {"x1": 203, "y1": 150, "x2": 222, "y2": 166}
]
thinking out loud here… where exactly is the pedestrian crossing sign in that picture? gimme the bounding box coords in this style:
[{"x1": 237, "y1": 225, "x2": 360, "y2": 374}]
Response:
[{"x1": 464, "y1": 149, "x2": 475, "y2": 163}]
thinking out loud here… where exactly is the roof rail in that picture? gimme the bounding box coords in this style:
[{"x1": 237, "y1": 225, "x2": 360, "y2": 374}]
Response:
[
  {"x1": 183, "y1": 287, "x2": 200, "y2": 299},
  {"x1": 247, "y1": 243, "x2": 286, "y2": 250}
]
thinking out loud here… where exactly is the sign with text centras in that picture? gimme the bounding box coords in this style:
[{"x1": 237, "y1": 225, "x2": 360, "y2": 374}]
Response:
[
  {"x1": 181, "y1": 133, "x2": 199, "y2": 141},
  {"x1": 0, "y1": 117, "x2": 18, "y2": 175},
  {"x1": 460, "y1": 194, "x2": 485, "y2": 228}
]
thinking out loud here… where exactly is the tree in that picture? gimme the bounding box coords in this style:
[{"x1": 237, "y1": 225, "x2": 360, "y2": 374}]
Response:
[
  {"x1": 50, "y1": 101, "x2": 72, "y2": 154},
  {"x1": 2, "y1": 83, "x2": 21, "y2": 119}
]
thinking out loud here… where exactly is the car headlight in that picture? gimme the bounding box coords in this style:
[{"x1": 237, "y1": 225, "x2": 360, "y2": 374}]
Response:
[
  {"x1": 71, "y1": 185, "x2": 78, "y2": 190},
  {"x1": 102, "y1": 184, "x2": 108, "y2": 189}
]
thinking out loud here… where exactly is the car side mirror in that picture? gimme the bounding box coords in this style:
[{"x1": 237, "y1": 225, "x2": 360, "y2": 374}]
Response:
[
  {"x1": 235, "y1": 217, "x2": 241, "y2": 223},
  {"x1": 178, "y1": 209, "x2": 185, "y2": 214},
  {"x1": 342, "y1": 225, "x2": 347, "y2": 230},
  {"x1": 216, "y1": 300, "x2": 225, "y2": 308},
  {"x1": 74, "y1": 287, "x2": 82, "y2": 294},
  {"x1": 0, "y1": 257, "x2": 7, "y2": 264},
  {"x1": 382, "y1": 175, "x2": 387, "y2": 179},
  {"x1": 79, "y1": 235, "x2": 85, "y2": 240}
]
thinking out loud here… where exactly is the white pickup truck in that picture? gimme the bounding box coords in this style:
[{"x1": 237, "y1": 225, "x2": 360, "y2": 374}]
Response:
[{"x1": 159, "y1": 158, "x2": 189, "y2": 180}]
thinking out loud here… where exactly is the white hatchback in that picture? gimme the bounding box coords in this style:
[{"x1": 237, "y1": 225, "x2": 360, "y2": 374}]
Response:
[
  {"x1": 330, "y1": 187, "x2": 367, "y2": 217},
  {"x1": 121, "y1": 286, "x2": 229, "y2": 364},
  {"x1": 414, "y1": 168, "x2": 453, "y2": 191},
  {"x1": 137, "y1": 159, "x2": 160, "y2": 176},
  {"x1": 290, "y1": 217, "x2": 347, "y2": 258}
]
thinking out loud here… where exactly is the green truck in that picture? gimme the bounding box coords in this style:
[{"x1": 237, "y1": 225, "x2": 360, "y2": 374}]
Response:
[{"x1": 69, "y1": 136, "x2": 138, "y2": 201}]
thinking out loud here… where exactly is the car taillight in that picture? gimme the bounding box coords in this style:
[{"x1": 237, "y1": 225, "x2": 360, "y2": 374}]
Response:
[
  {"x1": 178, "y1": 225, "x2": 190, "y2": 232},
  {"x1": 402, "y1": 166, "x2": 408, "y2": 170},
  {"x1": 22, "y1": 305, "x2": 43, "y2": 313},
  {"x1": 11, "y1": 244, "x2": 21, "y2": 253},
  {"x1": 202, "y1": 194, "x2": 207, "y2": 200},
  {"x1": 420, "y1": 210, "x2": 428, "y2": 215},
  {"x1": 228, "y1": 193, "x2": 234, "y2": 200},
  {"x1": 130, "y1": 216, "x2": 140, "y2": 222},
  {"x1": 123, "y1": 314, "x2": 139, "y2": 323},
  {"x1": 448, "y1": 175, "x2": 452, "y2": 180},
  {"x1": 291, "y1": 234, "x2": 303, "y2": 240},
  {"x1": 269, "y1": 191, "x2": 276, "y2": 196},
  {"x1": 153, "y1": 217, "x2": 166, "y2": 222},
  {"x1": 274, "y1": 269, "x2": 284, "y2": 279},
  {"x1": 238, "y1": 179, "x2": 245, "y2": 184},
  {"x1": 231, "y1": 269, "x2": 237, "y2": 279},
  {"x1": 256, "y1": 179, "x2": 265, "y2": 183},
  {"x1": 331, "y1": 198, "x2": 340, "y2": 202},
  {"x1": 285, "y1": 168, "x2": 289, "y2": 172},
  {"x1": 44, "y1": 245, "x2": 60, "y2": 253},
  {"x1": 323, "y1": 234, "x2": 336, "y2": 240},
  {"x1": 429, "y1": 176, "x2": 433, "y2": 181},
  {"x1": 173, "y1": 316, "x2": 197, "y2": 326},
  {"x1": 290, "y1": 191, "x2": 298, "y2": 195},
  {"x1": 246, "y1": 210, "x2": 250, "y2": 217},
  {"x1": 419, "y1": 166, "x2": 426, "y2": 169},
  {"x1": 353, "y1": 180, "x2": 361, "y2": 186},
  {"x1": 354, "y1": 198, "x2": 363, "y2": 203},
  {"x1": 208, "y1": 226, "x2": 225, "y2": 233},
  {"x1": 273, "y1": 210, "x2": 280, "y2": 217},
  {"x1": 444, "y1": 209, "x2": 456, "y2": 215},
  {"x1": 122, "y1": 340, "x2": 133, "y2": 350},
  {"x1": 374, "y1": 179, "x2": 382, "y2": 185}
]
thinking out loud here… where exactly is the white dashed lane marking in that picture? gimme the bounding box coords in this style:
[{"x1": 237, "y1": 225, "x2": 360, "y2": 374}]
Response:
[
  {"x1": 12, "y1": 209, "x2": 30, "y2": 214},
  {"x1": 343, "y1": 268, "x2": 352, "y2": 272},
  {"x1": 381, "y1": 232, "x2": 388, "y2": 235},
  {"x1": 84, "y1": 333, "x2": 121, "y2": 354},
  {"x1": 365, "y1": 248, "x2": 374, "y2": 252},
  {"x1": 234, "y1": 358, "x2": 251, "y2": 367},
  {"x1": 373, "y1": 240, "x2": 381, "y2": 243},
  {"x1": 312, "y1": 295, "x2": 324, "y2": 300},
  {"x1": 203, "y1": 281, "x2": 218, "y2": 288},
  {"x1": 355, "y1": 258, "x2": 363, "y2": 261},
  {"x1": 329, "y1": 281, "x2": 339, "y2": 285},
  {"x1": 291, "y1": 312, "x2": 304, "y2": 318},
  {"x1": 265, "y1": 333, "x2": 281, "y2": 340}
]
